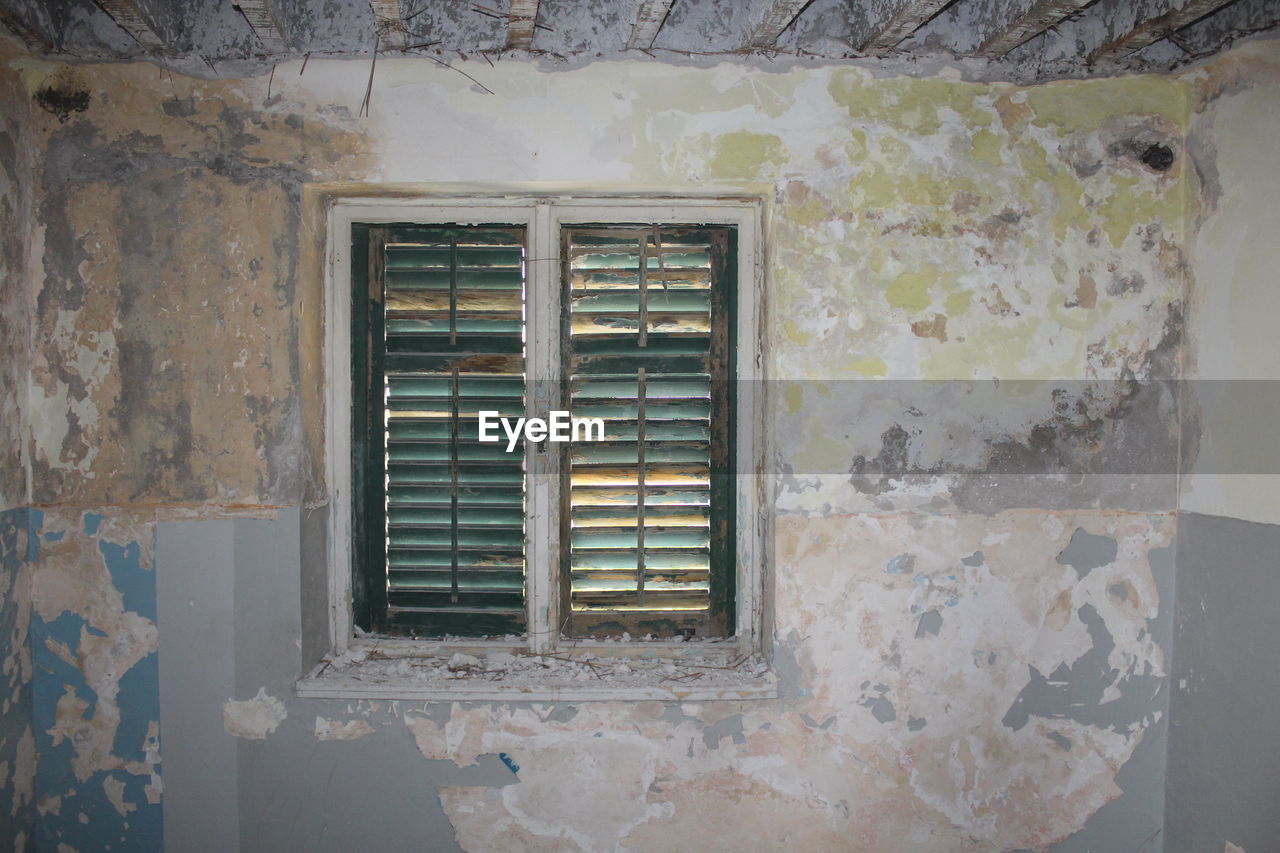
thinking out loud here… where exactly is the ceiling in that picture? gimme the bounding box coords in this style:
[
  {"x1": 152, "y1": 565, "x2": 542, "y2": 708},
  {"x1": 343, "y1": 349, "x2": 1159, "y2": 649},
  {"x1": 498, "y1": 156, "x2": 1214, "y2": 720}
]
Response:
[{"x1": 1, "y1": 0, "x2": 1278, "y2": 82}]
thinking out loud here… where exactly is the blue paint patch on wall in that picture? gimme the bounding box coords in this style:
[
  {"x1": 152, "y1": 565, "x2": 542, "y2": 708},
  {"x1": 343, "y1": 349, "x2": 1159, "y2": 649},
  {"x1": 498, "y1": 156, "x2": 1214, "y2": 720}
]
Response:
[
  {"x1": 26, "y1": 509, "x2": 42, "y2": 561},
  {"x1": 498, "y1": 752, "x2": 520, "y2": 775},
  {"x1": 884, "y1": 553, "x2": 914, "y2": 574},
  {"x1": 28, "y1": 511, "x2": 163, "y2": 852},
  {"x1": 100, "y1": 538, "x2": 155, "y2": 620},
  {"x1": 31, "y1": 610, "x2": 100, "y2": 720},
  {"x1": 83, "y1": 512, "x2": 103, "y2": 536},
  {"x1": 113, "y1": 650, "x2": 158, "y2": 763}
]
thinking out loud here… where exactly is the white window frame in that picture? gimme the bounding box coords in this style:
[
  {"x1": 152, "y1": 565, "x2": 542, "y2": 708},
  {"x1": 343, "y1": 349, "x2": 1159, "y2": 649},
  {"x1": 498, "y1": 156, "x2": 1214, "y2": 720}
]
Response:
[{"x1": 304, "y1": 192, "x2": 771, "y2": 700}]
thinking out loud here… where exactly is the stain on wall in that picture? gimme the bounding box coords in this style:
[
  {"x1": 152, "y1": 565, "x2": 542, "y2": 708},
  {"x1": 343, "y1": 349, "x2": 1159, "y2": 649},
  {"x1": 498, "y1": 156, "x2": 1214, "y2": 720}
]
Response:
[
  {"x1": 2, "y1": 29, "x2": 1274, "y2": 853},
  {"x1": 22, "y1": 57, "x2": 371, "y2": 506}
]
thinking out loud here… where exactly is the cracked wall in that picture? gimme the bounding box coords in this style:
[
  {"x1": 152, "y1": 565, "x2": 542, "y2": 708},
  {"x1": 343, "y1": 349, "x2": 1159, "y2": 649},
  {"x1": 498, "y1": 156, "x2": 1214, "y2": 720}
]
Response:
[{"x1": 7, "y1": 31, "x2": 1276, "y2": 853}]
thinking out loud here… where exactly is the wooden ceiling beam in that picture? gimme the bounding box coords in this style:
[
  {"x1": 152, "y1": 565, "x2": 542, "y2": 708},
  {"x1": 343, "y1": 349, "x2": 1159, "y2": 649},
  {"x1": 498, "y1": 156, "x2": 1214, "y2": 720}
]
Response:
[
  {"x1": 1089, "y1": 0, "x2": 1241, "y2": 62},
  {"x1": 234, "y1": 0, "x2": 287, "y2": 54},
  {"x1": 93, "y1": 0, "x2": 165, "y2": 51},
  {"x1": 1168, "y1": 0, "x2": 1280, "y2": 58},
  {"x1": 975, "y1": 0, "x2": 1095, "y2": 57},
  {"x1": 0, "y1": 5, "x2": 53, "y2": 53},
  {"x1": 505, "y1": 0, "x2": 539, "y2": 50},
  {"x1": 627, "y1": 0, "x2": 676, "y2": 50},
  {"x1": 369, "y1": 0, "x2": 406, "y2": 50},
  {"x1": 744, "y1": 0, "x2": 814, "y2": 48},
  {"x1": 856, "y1": 0, "x2": 953, "y2": 57}
]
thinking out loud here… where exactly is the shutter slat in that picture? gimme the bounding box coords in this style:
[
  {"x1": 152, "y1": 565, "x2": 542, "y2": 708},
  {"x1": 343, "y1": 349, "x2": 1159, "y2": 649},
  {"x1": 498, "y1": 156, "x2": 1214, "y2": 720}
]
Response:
[
  {"x1": 570, "y1": 590, "x2": 711, "y2": 611},
  {"x1": 385, "y1": 336, "x2": 524, "y2": 355},
  {"x1": 570, "y1": 270, "x2": 711, "y2": 290},
  {"x1": 571, "y1": 549, "x2": 709, "y2": 570},
  {"x1": 571, "y1": 375, "x2": 710, "y2": 399},
  {"x1": 388, "y1": 506, "x2": 524, "y2": 526},
  {"x1": 571, "y1": 402, "x2": 711, "y2": 420},
  {"x1": 567, "y1": 444, "x2": 709, "y2": 465},
  {"x1": 390, "y1": 571, "x2": 526, "y2": 591},
  {"x1": 570, "y1": 312, "x2": 711, "y2": 336},
  {"x1": 388, "y1": 551, "x2": 522, "y2": 569},
  {"x1": 388, "y1": 485, "x2": 523, "y2": 507},
  {"x1": 389, "y1": 528, "x2": 524, "y2": 548},
  {"x1": 570, "y1": 464, "x2": 710, "y2": 487},
  {"x1": 385, "y1": 269, "x2": 523, "y2": 289},
  {"x1": 570, "y1": 486, "x2": 710, "y2": 506},
  {"x1": 572, "y1": 291, "x2": 711, "y2": 313},
  {"x1": 387, "y1": 317, "x2": 523, "y2": 335},
  {"x1": 570, "y1": 529, "x2": 710, "y2": 549},
  {"x1": 571, "y1": 507, "x2": 709, "y2": 527}
]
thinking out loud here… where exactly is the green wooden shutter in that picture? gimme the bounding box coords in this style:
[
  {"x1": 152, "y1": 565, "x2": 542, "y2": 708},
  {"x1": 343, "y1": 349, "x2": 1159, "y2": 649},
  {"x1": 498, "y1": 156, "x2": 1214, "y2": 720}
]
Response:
[
  {"x1": 560, "y1": 225, "x2": 735, "y2": 639},
  {"x1": 353, "y1": 224, "x2": 527, "y2": 637}
]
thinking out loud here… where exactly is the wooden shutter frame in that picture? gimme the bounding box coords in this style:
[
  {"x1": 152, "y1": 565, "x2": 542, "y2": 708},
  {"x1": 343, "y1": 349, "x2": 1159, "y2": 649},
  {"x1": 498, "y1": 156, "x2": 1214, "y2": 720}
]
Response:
[
  {"x1": 352, "y1": 223, "x2": 529, "y2": 638},
  {"x1": 558, "y1": 224, "x2": 737, "y2": 639}
]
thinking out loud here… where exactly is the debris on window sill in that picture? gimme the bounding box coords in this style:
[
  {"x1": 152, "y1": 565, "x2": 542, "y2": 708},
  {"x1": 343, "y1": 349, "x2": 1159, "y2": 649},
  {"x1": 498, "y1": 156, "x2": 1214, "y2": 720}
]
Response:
[{"x1": 295, "y1": 643, "x2": 777, "y2": 701}]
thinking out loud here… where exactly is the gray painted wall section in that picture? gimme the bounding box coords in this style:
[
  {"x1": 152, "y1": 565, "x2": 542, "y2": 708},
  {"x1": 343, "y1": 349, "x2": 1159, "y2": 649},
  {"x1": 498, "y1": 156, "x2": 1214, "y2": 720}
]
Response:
[
  {"x1": 1165, "y1": 512, "x2": 1280, "y2": 853},
  {"x1": 156, "y1": 517, "x2": 240, "y2": 853},
  {"x1": 298, "y1": 503, "x2": 329, "y2": 674},
  {"x1": 1023, "y1": 541, "x2": 1174, "y2": 853},
  {"x1": 158, "y1": 508, "x2": 517, "y2": 853}
]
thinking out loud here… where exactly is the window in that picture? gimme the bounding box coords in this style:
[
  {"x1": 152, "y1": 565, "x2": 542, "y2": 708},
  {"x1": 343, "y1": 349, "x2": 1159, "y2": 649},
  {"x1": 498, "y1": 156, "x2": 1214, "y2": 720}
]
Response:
[{"x1": 319, "y1": 197, "x2": 768, "y2": 681}]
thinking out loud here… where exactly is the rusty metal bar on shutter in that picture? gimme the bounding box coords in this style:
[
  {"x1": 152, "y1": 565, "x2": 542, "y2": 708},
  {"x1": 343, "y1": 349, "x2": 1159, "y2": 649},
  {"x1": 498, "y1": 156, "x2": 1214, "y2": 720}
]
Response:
[
  {"x1": 637, "y1": 235, "x2": 649, "y2": 348},
  {"x1": 449, "y1": 235, "x2": 458, "y2": 346},
  {"x1": 635, "y1": 366, "x2": 647, "y2": 606},
  {"x1": 449, "y1": 365, "x2": 460, "y2": 604}
]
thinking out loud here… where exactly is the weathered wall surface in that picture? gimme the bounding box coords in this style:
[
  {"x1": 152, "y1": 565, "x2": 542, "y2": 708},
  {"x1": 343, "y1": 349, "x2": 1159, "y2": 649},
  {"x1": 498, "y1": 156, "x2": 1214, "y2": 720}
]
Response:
[
  {"x1": 0, "y1": 46, "x2": 36, "y2": 512},
  {"x1": 27, "y1": 508, "x2": 162, "y2": 850},
  {"x1": 1163, "y1": 41, "x2": 1280, "y2": 853},
  {"x1": 0, "y1": 44, "x2": 37, "y2": 853},
  {"x1": 24, "y1": 55, "x2": 370, "y2": 506},
  {"x1": 9, "y1": 30, "x2": 1261, "y2": 852},
  {"x1": 1181, "y1": 40, "x2": 1280, "y2": 527}
]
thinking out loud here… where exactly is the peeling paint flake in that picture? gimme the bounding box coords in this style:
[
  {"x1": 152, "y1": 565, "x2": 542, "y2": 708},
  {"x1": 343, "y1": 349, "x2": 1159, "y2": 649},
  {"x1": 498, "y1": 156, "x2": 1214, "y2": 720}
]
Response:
[{"x1": 223, "y1": 687, "x2": 286, "y2": 740}]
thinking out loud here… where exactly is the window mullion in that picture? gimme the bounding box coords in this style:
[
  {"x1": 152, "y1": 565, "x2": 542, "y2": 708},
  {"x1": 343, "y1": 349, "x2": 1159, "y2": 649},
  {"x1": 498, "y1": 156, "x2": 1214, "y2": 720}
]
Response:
[{"x1": 525, "y1": 201, "x2": 559, "y2": 653}]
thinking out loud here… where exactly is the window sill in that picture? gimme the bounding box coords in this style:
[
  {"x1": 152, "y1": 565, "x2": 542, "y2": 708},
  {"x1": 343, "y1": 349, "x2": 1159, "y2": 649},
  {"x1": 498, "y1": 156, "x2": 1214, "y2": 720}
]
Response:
[{"x1": 295, "y1": 640, "x2": 778, "y2": 702}]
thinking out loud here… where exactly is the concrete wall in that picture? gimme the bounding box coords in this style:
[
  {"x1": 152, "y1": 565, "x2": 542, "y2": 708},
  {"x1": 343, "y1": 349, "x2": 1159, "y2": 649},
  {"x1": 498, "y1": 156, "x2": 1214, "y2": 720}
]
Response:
[
  {"x1": 1163, "y1": 41, "x2": 1280, "y2": 853},
  {"x1": 0, "y1": 31, "x2": 1273, "y2": 853}
]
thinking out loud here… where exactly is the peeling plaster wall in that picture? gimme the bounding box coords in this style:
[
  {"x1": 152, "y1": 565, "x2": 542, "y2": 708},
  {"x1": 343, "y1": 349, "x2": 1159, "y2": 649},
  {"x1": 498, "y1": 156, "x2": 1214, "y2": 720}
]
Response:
[
  {"x1": 1163, "y1": 42, "x2": 1280, "y2": 853},
  {"x1": 12, "y1": 30, "x2": 1274, "y2": 853},
  {"x1": 1181, "y1": 40, "x2": 1280, "y2": 528},
  {"x1": 27, "y1": 509, "x2": 162, "y2": 850},
  {"x1": 0, "y1": 42, "x2": 37, "y2": 853},
  {"x1": 0, "y1": 42, "x2": 36, "y2": 512}
]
